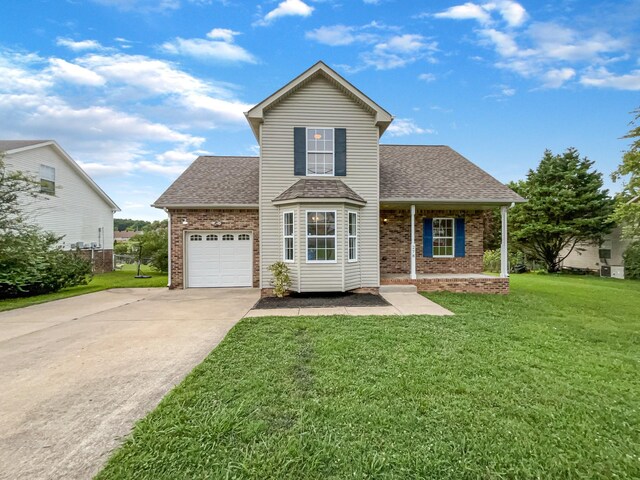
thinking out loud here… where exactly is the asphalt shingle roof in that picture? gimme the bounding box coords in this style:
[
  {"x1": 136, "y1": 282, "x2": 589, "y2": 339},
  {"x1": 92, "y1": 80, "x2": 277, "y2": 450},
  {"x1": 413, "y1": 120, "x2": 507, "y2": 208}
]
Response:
[
  {"x1": 273, "y1": 178, "x2": 366, "y2": 204},
  {"x1": 153, "y1": 145, "x2": 523, "y2": 208},
  {"x1": 380, "y1": 145, "x2": 524, "y2": 203},
  {"x1": 152, "y1": 156, "x2": 259, "y2": 207},
  {"x1": 0, "y1": 140, "x2": 50, "y2": 152}
]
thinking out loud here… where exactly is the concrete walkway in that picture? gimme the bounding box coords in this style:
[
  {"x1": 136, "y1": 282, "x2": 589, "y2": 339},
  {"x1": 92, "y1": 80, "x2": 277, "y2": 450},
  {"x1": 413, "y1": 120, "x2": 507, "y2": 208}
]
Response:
[
  {"x1": 0, "y1": 287, "x2": 259, "y2": 480},
  {"x1": 245, "y1": 287, "x2": 453, "y2": 317}
]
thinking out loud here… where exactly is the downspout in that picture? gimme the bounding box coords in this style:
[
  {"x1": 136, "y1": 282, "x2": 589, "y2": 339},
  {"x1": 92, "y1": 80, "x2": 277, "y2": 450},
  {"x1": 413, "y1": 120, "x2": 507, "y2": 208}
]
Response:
[{"x1": 165, "y1": 208, "x2": 171, "y2": 288}]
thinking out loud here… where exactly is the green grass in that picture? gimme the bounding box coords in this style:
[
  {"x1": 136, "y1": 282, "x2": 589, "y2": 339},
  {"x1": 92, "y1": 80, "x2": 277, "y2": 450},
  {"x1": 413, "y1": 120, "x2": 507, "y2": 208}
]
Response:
[
  {"x1": 97, "y1": 275, "x2": 640, "y2": 479},
  {"x1": 0, "y1": 264, "x2": 167, "y2": 312}
]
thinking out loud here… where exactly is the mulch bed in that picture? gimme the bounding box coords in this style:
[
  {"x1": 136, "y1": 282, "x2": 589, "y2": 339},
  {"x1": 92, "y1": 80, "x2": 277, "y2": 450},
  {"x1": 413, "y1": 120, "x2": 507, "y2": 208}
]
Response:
[{"x1": 254, "y1": 292, "x2": 390, "y2": 309}]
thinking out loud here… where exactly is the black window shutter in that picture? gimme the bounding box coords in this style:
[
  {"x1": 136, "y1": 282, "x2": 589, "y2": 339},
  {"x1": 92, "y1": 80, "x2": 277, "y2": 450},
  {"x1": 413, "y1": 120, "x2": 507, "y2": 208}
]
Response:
[
  {"x1": 294, "y1": 127, "x2": 306, "y2": 176},
  {"x1": 334, "y1": 128, "x2": 347, "y2": 176}
]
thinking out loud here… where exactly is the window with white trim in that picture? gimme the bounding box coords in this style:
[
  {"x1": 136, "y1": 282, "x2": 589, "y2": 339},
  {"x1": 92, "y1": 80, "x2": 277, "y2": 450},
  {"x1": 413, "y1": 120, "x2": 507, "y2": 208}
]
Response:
[
  {"x1": 238, "y1": 234, "x2": 250, "y2": 241},
  {"x1": 190, "y1": 234, "x2": 202, "y2": 241},
  {"x1": 40, "y1": 164, "x2": 55, "y2": 195},
  {"x1": 222, "y1": 234, "x2": 234, "y2": 241},
  {"x1": 283, "y1": 211, "x2": 294, "y2": 262},
  {"x1": 348, "y1": 211, "x2": 357, "y2": 262},
  {"x1": 433, "y1": 218, "x2": 454, "y2": 257},
  {"x1": 306, "y1": 211, "x2": 336, "y2": 262},
  {"x1": 306, "y1": 128, "x2": 334, "y2": 176},
  {"x1": 206, "y1": 234, "x2": 218, "y2": 241}
]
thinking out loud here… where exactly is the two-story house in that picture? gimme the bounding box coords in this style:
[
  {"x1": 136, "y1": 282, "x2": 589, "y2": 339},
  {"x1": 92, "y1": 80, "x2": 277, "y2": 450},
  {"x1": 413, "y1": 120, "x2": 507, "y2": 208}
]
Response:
[
  {"x1": 1, "y1": 140, "x2": 120, "y2": 272},
  {"x1": 153, "y1": 62, "x2": 524, "y2": 294}
]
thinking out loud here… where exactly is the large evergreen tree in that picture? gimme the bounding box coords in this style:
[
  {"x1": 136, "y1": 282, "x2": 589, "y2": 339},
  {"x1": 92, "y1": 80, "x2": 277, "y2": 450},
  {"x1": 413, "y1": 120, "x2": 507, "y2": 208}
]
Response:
[
  {"x1": 611, "y1": 107, "x2": 640, "y2": 238},
  {"x1": 510, "y1": 148, "x2": 614, "y2": 273}
]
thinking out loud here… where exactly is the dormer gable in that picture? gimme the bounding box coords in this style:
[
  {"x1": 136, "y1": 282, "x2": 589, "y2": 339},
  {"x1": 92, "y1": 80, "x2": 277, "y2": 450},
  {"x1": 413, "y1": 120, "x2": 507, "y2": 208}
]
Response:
[{"x1": 244, "y1": 61, "x2": 393, "y2": 141}]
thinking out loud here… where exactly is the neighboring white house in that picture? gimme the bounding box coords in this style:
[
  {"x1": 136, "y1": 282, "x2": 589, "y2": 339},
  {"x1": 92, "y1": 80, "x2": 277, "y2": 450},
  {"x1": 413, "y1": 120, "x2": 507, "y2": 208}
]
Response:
[
  {"x1": 561, "y1": 227, "x2": 631, "y2": 278},
  {"x1": 1, "y1": 140, "x2": 120, "y2": 271}
]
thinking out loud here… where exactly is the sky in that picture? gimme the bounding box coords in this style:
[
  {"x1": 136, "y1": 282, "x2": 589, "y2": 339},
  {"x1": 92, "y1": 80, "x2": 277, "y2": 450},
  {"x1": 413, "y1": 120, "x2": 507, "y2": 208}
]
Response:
[{"x1": 1, "y1": 0, "x2": 639, "y2": 221}]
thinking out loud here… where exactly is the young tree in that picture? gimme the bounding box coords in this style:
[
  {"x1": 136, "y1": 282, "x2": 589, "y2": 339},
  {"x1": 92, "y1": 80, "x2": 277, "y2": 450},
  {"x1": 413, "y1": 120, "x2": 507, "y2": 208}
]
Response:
[
  {"x1": 611, "y1": 107, "x2": 640, "y2": 238},
  {"x1": 509, "y1": 148, "x2": 614, "y2": 273}
]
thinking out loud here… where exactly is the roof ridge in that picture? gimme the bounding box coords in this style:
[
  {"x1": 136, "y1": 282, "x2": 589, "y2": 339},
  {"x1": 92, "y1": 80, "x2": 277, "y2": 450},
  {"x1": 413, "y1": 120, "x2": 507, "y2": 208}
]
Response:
[{"x1": 380, "y1": 144, "x2": 450, "y2": 147}]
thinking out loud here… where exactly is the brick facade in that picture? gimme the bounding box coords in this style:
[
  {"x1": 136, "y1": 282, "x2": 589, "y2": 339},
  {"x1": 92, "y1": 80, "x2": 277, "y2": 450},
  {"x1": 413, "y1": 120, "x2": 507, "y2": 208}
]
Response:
[
  {"x1": 77, "y1": 249, "x2": 114, "y2": 273},
  {"x1": 380, "y1": 209, "x2": 484, "y2": 275},
  {"x1": 168, "y1": 209, "x2": 259, "y2": 289}
]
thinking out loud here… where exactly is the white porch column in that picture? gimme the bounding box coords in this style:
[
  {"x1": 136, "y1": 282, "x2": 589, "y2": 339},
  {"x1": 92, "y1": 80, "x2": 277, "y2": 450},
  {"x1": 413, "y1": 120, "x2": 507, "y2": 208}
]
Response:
[
  {"x1": 500, "y1": 205, "x2": 508, "y2": 278},
  {"x1": 410, "y1": 204, "x2": 417, "y2": 280}
]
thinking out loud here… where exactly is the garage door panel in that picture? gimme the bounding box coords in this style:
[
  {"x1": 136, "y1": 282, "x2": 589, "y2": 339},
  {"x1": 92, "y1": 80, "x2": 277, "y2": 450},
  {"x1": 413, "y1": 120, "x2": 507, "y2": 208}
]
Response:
[{"x1": 187, "y1": 231, "x2": 252, "y2": 288}]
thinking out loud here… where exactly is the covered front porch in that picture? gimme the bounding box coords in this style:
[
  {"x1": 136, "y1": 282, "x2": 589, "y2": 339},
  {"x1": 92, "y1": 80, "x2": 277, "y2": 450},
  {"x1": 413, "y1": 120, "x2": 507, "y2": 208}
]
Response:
[{"x1": 379, "y1": 202, "x2": 512, "y2": 294}]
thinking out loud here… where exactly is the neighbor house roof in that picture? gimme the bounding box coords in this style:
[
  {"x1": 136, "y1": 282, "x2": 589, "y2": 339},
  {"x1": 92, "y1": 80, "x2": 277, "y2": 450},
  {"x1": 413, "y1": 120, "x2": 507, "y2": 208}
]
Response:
[
  {"x1": 380, "y1": 145, "x2": 525, "y2": 204},
  {"x1": 273, "y1": 178, "x2": 366, "y2": 205},
  {"x1": 245, "y1": 61, "x2": 393, "y2": 140},
  {"x1": 154, "y1": 145, "x2": 523, "y2": 209},
  {"x1": 152, "y1": 156, "x2": 259, "y2": 208},
  {"x1": 0, "y1": 140, "x2": 51, "y2": 151},
  {"x1": 1, "y1": 139, "x2": 120, "y2": 211}
]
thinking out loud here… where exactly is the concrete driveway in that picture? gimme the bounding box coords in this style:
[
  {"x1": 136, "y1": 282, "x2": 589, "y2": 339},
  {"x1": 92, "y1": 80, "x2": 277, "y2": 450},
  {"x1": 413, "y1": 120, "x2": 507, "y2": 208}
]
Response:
[{"x1": 0, "y1": 287, "x2": 259, "y2": 480}]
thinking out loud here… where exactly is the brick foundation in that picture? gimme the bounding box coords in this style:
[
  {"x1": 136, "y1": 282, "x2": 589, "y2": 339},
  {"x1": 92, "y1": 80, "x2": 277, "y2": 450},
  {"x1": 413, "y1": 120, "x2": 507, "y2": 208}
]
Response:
[
  {"x1": 168, "y1": 209, "x2": 259, "y2": 288},
  {"x1": 77, "y1": 249, "x2": 114, "y2": 273},
  {"x1": 382, "y1": 276, "x2": 509, "y2": 294}
]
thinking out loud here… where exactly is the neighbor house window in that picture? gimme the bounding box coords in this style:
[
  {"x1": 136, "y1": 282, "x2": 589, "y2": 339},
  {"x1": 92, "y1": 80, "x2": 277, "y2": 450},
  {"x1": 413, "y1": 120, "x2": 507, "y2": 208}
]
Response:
[
  {"x1": 283, "y1": 211, "x2": 294, "y2": 262},
  {"x1": 306, "y1": 211, "x2": 336, "y2": 262},
  {"x1": 348, "y1": 211, "x2": 357, "y2": 262},
  {"x1": 433, "y1": 218, "x2": 454, "y2": 257},
  {"x1": 40, "y1": 164, "x2": 55, "y2": 195},
  {"x1": 306, "y1": 128, "x2": 334, "y2": 176}
]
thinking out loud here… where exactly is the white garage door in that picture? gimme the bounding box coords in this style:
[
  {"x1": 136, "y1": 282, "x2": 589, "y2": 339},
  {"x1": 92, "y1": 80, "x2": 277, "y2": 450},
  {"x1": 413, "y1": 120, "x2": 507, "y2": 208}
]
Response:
[{"x1": 187, "y1": 231, "x2": 252, "y2": 287}]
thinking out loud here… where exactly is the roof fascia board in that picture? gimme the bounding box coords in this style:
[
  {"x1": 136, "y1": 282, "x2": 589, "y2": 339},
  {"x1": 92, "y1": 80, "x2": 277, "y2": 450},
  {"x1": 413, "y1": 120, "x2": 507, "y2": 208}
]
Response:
[
  {"x1": 272, "y1": 197, "x2": 366, "y2": 207},
  {"x1": 152, "y1": 203, "x2": 260, "y2": 209},
  {"x1": 380, "y1": 198, "x2": 526, "y2": 205}
]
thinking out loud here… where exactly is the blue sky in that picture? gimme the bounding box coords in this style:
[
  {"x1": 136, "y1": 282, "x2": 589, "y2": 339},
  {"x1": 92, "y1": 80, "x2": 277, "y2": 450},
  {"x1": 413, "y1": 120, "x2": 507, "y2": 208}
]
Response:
[{"x1": 1, "y1": 0, "x2": 639, "y2": 220}]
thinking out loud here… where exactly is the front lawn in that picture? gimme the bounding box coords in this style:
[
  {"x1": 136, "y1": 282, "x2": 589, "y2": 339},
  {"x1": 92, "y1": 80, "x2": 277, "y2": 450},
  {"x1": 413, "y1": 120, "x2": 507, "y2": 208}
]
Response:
[
  {"x1": 0, "y1": 264, "x2": 167, "y2": 312},
  {"x1": 97, "y1": 275, "x2": 639, "y2": 479}
]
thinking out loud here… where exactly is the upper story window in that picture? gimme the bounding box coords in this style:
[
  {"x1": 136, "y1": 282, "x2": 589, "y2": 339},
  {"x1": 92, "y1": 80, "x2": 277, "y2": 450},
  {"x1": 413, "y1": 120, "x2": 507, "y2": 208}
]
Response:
[
  {"x1": 433, "y1": 218, "x2": 454, "y2": 257},
  {"x1": 306, "y1": 128, "x2": 334, "y2": 176},
  {"x1": 40, "y1": 164, "x2": 55, "y2": 195}
]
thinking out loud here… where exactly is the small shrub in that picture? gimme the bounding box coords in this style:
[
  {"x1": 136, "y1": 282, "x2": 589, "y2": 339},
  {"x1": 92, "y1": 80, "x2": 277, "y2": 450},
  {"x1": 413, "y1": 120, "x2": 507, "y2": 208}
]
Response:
[
  {"x1": 623, "y1": 241, "x2": 640, "y2": 280},
  {"x1": 267, "y1": 261, "x2": 291, "y2": 297},
  {"x1": 483, "y1": 249, "x2": 501, "y2": 272}
]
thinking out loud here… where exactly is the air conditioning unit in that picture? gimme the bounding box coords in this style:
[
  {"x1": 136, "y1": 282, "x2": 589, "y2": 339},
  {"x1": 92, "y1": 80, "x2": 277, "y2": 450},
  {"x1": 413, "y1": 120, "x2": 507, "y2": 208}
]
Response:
[
  {"x1": 611, "y1": 266, "x2": 625, "y2": 280},
  {"x1": 90, "y1": 242, "x2": 98, "y2": 248},
  {"x1": 600, "y1": 265, "x2": 611, "y2": 277}
]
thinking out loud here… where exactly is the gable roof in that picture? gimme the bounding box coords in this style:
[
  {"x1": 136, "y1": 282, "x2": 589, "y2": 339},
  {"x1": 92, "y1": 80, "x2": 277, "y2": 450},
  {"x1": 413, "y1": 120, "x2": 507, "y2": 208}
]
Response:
[
  {"x1": 273, "y1": 178, "x2": 366, "y2": 205},
  {"x1": 245, "y1": 61, "x2": 393, "y2": 140},
  {"x1": 1, "y1": 140, "x2": 120, "y2": 211},
  {"x1": 380, "y1": 145, "x2": 524, "y2": 204},
  {"x1": 152, "y1": 156, "x2": 259, "y2": 208}
]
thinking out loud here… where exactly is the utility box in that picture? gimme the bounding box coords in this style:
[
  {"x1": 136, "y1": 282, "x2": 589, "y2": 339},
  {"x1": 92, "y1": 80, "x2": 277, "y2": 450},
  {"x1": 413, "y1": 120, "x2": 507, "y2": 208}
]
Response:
[
  {"x1": 611, "y1": 266, "x2": 625, "y2": 280},
  {"x1": 600, "y1": 266, "x2": 611, "y2": 277}
]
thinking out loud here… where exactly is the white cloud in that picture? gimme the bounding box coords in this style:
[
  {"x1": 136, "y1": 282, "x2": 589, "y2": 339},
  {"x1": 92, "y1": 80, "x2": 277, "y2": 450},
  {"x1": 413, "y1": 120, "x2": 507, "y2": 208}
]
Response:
[
  {"x1": 527, "y1": 23, "x2": 623, "y2": 62},
  {"x1": 542, "y1": 68, "x2": 576, "y2": 88},
  {"x1": 48, "y1": 58, "x2": 106, "y2": 86},
  {"x1": 434, "y1": 2, "x2": 492, "y2": 24},
  {"x1": 257, "y1": 0, "x2": 314, "y2": 26},
  {"x1": 432, "y1": 1, "x2": 527, "y2": 27},
  {"x1": 363, "y1": 34, "x2": 438, "y2": 70},
  {"x1": 419, "y1": 73, "x2": 436, "y2": 82},
  {"x1": 56, "y1": 38, "x2": 104, "y2": 51},
  {"x1": 580, "y1": 67, "x2": 640, "y2": 91},
  {"x1": 161, "y1": 28, "x2": 257, "y2": 63},
  {"x1": 386, "y1": 118, "x2": 436, "y2": 137},
  {"x1": 305, "y1": 25, "x2": 364, "y2": 46}
]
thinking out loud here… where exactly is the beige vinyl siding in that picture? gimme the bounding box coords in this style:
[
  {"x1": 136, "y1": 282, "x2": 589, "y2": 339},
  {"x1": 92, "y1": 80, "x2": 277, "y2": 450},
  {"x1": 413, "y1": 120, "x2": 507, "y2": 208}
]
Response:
[
  {"x1": 260, "y1": 76, "x2": 380, "y2": 291},
  {"x1": 5, "y1": 145, "x2": 115, "y2": 248}
]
